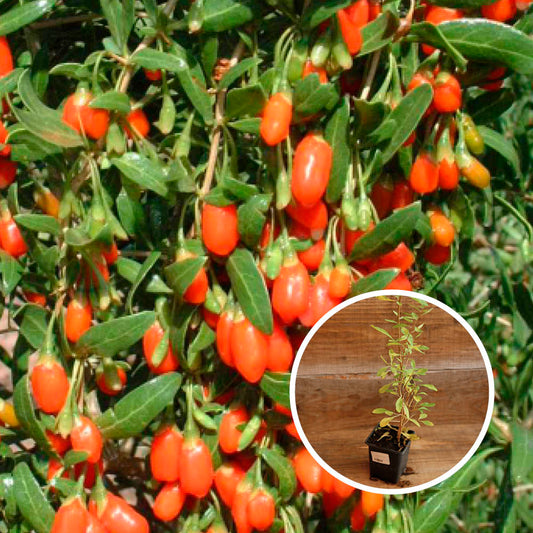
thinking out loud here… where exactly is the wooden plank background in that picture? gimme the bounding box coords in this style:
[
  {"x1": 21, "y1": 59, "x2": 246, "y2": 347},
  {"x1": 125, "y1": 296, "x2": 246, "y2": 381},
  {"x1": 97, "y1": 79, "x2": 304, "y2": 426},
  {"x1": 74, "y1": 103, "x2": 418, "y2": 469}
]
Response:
[{"x1": 295, "y1": 296, "x2": 490, "y2": 489}]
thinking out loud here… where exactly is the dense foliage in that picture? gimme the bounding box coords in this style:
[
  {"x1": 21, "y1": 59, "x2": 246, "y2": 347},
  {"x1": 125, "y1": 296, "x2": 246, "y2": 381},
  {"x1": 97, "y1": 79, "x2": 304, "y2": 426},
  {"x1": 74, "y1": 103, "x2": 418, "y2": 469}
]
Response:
[{"x1": 0, "y1": 0, "x2": 532, "y2": 532}]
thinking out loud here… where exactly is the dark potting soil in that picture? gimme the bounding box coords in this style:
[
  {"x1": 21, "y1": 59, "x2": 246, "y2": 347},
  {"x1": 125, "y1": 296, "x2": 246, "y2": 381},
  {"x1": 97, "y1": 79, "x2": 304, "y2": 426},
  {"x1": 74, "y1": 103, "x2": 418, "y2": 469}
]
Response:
[{"x1": 366, "y1": 425, "x2": 409, "y2": 452}]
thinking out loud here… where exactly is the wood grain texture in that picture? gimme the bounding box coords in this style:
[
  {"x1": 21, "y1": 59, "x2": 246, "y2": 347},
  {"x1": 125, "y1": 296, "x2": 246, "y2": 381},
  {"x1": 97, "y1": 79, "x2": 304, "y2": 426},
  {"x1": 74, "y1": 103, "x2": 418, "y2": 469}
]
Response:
[{"x1": 294, "y1": 296, "x2": 490, "y2": 489}]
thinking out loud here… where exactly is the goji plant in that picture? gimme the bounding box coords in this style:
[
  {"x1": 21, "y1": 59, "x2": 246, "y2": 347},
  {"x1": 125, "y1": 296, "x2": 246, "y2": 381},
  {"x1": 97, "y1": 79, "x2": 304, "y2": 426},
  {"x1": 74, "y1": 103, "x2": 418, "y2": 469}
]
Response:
[
  {"x1": 0, "y1": 0, "x2": 532, "y2": 532},
  {"x1": 371, "y1": 295, "x2": 436, "y2": 443}
]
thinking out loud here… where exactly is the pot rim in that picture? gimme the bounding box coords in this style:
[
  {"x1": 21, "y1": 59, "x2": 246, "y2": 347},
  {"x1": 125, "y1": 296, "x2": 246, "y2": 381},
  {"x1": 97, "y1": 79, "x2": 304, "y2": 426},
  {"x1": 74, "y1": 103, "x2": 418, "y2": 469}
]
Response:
[{"x1": 365, "y1": 423, "x2": 412, "y2": 454}]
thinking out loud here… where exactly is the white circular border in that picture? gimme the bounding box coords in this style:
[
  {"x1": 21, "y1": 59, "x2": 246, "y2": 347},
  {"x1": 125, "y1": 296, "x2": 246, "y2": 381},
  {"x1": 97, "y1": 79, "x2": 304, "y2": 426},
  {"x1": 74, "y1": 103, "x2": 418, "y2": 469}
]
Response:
[{"x1": 290, "y1": 289, "x2": 495, "y2": 495}]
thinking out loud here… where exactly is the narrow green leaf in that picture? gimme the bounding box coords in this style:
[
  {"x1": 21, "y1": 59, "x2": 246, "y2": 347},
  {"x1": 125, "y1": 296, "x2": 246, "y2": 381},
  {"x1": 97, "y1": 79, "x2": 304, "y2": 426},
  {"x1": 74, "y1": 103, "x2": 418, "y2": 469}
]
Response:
[
  {"x1": 218, "y1": 57, "x2": 262, "y2": 89},
  {"x1": 203, "y1": 0, "x2": 259, "y2": 32},
  {"x1": 350, "y1": 269, "x2": 399, "y2": 296},
  {"x1": 165, "y1": 256, "x2": 207, "y2": 297},
  {"x1": 260, "y1": 372, "x2": 290, "y2": 408},
  {"x1": 325, "y1": 97, "x2": 350, "y2": 203},
  {"x1": 226, "y1": 248, "x2": 273, "y2": 335},
  {"x1": 0, "y1": 251, "x2": 23, "y2": 295},
  {"x1": 511, "y1": 422, "x2": 533, "y2": 485},
  {"x1": 348, "y1": 202, "x2": 422, "y2": 261},
  {"x1": 14, "y1": 214, "x2": 60, "y2": 235},
  {"x1": 260, "y1": 447, "x2": 297, "y2": 501},
  {"x1": 76, "y1": 311, "x2": 156, "y2": 357},
  {"x1": 18, "y1": 304, "x2": 48, "y2": 350},
  {"x1": 97, "y1": 373, "x2": 182, "y2": 439},
  {"x1": 380, "y1": 85, "x2": 433, "y2": 163},
  {"x1": 112, "y1": 153, "x2": 169, "y2": 197},
  {"x1": 360, "y1": 12, "x2": 399, "y2": 56},
  {"x1": 126, "y1": 251, "x2": 161, "y2": 313},
  {"x1": 478, "y1": 125, "x2": 521, "y2": 176},
  {"x1": 0, "y1": 0, "x2": 56, "y2": 36},
  {"x1": 13, "y1": 463, "x2": 54, "y2": 533},
  {"x1": 89, "y1": 91, "x2": 131, "y2": 113},
  {"x1": 301, "y1": 0, "x2": 351, "y2": 29}
]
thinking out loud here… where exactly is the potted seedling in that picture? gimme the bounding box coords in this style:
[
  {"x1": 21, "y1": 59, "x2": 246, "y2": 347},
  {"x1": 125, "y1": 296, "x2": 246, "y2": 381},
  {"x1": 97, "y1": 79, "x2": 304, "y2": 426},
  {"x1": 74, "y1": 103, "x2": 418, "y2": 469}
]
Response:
[{"x1": 365, "y1": 296, "x2": 437, "y2": 483}]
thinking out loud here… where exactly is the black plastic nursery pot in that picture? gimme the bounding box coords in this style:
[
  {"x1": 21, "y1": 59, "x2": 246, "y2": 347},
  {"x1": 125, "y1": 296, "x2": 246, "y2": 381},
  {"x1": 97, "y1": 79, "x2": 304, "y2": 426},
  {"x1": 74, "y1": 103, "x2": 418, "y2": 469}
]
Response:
[{"x1": 365, "y1": 425, "x2": 412, "y2": 484}]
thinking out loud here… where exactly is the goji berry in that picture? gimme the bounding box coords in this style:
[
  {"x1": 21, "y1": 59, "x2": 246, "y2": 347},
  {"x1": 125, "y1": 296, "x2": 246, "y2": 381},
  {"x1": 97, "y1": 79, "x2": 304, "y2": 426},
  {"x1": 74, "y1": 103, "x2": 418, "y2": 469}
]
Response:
[
  {"x1": 350, "y1": 500, "x2": 366, "y2": 531},
  {"x1": 247, "y1": 488, "x2": 276, "y2": 531},
  {"x1": 144, "y1": 68, "x2": 162, "y2": 81},
  {"x1": 0, "y1": 37, "x2": 14, "y2": 78},
  {"x1": 272, "y1": 258, "x2": 310, "y2": 325},
  {"x1": 62, "y1": 90, "x2": 109, "y2": 140},
  {"x1": 202, "y1": 203, "x2": 240, "y2": 256},
  {"x1": 216, "y1": 309, "x2": 235, "y2": 367},
  {"x1": 409, "y1": 150, "x2": 439, "y2": 194},
  {"x1": 179, "y1": 436, "x2": 214, "y2": 497},
  {"x1": 329, "y1": 264, "x2": 352, "y2": 298},
  {"x1": 231, "y1": 481, "x2": 253, "y2": 533},
  {"x1": 302, "y1": 59, "x2": 328, "y2": 83},
  {"x1": 0, "y1": 122, "x2": 10, "y2": 157},
  {"x1": 230, "y1": 316, "x2": 268, "y2": 383},
  {"x1": 125, "y1": 107, "x2": 150, "y2": 138},
  {"x1": 374, "y1": 242, "x2": 414, "y2": 272},
  {"x1": 266, "y1": 318, "x2": 294, "y2": 372},
  {"x1": 86, "y1": 513, "x2": 108, "y2": 533},
  {"x1": 482, "y1": 0, "x2": 517, "y2": 21},
  {"x1": 219, "y1": 405, "x2": 249, "y2": 454},
  {"x1": 424, "y1": 243, "x2": 451, "y2": 265},
  {"x1": 65, "y1": 294, "x2": 92, "y2": 343},
  {"x1": 337, "y1": 10, "x2": 363, "y2": 55},
  {"x1": 70, "y1": 415, "x2": 103, "y2": 464},
  {"x1": 150, "y1": 425, "x2": 183, "y2": 482},
  {"x1": 293, "y1": 447, "x2": 322, "y2": 493},
  {"x1": 370, "y1": 178, "x2": 394, "y2": 219},
  {"x1": 153, "y1": 481, "x2": 186, "y2": 522},
  {"x1": 300, "y1": 274, "x2": 342, "y2": 327},
  {"x1": 215, "y1": 461, "x2": 246, "y2": 507},
  {"x1": 385, "y1": 272, "x2": 412, "y2": 290},
  {"x1": 0, "y1": 205, "x2": 27, "y2": 257},
  {"x1": 360, "y1": 491, "x2": 384, "y2": 517},
  {"x1": 260, "y1": 92, "x2": 292, "y2": 146},
  {"x1": 89, "y1": 492, "x2": 149, "y2": 533},
  {"x1": 143, "y1": 320, "x2": 179, "y2": 374},
  {"x1": 31, "y1": 356, "x2": 69, "y2": 414},
  {"x1": 51, "y1": 497, "x2": 88, "y2": 533},
  {"x1": 433, "y1": 72, "x2": 462, "y2": 113},
  {"x1": 24, "y1": 291, "x2": 47, "y2": 306},
  {"x1": 429, "y1": 210, "x2": 455, "y2": 247},
  {"x1": 46, "y1": 429, "x2": 71, "y2": 455},
  {"x1": 346, "y1": 0, "x2": 370, "y2": 26},
  {"x1": 97, "y1": 367, "x2": 127, "y2": 396},
  {"x1": 286, "y1": 200, "x2": 328, "y2": 230},
  {"x1": 391, "y1": 181, "x2": 414, "y2": 210}
]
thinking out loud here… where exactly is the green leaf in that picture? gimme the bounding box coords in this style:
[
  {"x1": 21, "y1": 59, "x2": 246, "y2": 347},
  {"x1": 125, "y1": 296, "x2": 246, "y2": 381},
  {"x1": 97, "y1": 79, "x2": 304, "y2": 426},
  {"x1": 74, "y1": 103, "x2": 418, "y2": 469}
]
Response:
[
  {"x1": 219, "y1": 57, "x2": 262, "y2": 89},
  {"x1": 325, "y1": 97, "x2": 350, "y2": 203},
  {"x1": 13, "y1": 375, "x2": 52, "y2": 454},
  {"x1": 14, "y1": 214, "x2": 60, "y2": 235},
  {"x1": 226, "y1": 248, "x2": 273, "y2": 335},
  {"x1": 511, "y1": 422, "x2": 533, "y2": 485},
  {"x1": 0, "y1": 251, "x2": 23, "y2": 295},
  {"x1": 18, "y1": 304, "x2": 48, "y2": 350},
  {"x1": 293, "y1": 75, "x2": 339, "y2": 117},
  {"x1": 380, "y1": 85, "x2": 433, "y2": 163},
  {"x1": 301, "y1": 0, "x2": 351, "y2": 29},
  {"x1": 353, "y1": 99, "x2": 388, "y2": 138},
  {"x1": 260, "y1": 372, "x2": 290, "y2": 408},
  {"x1": 76, "y1": 311, "x2": 156, "y2": 357},
  {"x1": 97, "y1": 373, "x2": 182, "y2": 439},
  {"x1": 0, "y1": 69, "x2": 23, "y2": 99},
  {"x1": 237, "y1": 194, "x2": 271, "y2": 247},
  {"x1": 131, "y1": 48, "x2": 187, "y2": 72},
  {"x1": 360, "y1": 12, "x2": 400, "y2": 56},
  {"x1": 348, "y1": 202, "x2": 422, "y2": 261},
  {"x1": 468, "y1": 89, "x2": 514, "y2": 125},
  {"x1": 449, "y1": 188, "x2": 475, "y2": 239},
  {"x1": 225, "y1": 85, "x2": 266, "y2": 119},
  {"x1": 350, "y1": 269, "x2": 399, "y2": 296},
  {"x1": 259, "y1": 448, "x2": 297, "y2": 501},
  {"x1": 12, "y1": 463, "x2": 54, "y2": 533},
  {"x1": 165, "y1": 256, "x2": 207, "y2": 297},
  {"x1": 188, "y1": 321, "x2": 216, "y2": 355},
  {"x1": 228, "y1": 117, "x2": 261, "y2": 134},
  {"x1": 126, "y1": 251, "x2": 161, "y2": 313},
  {"x1": 99, "y1": 0, "x2": 134, "y2": 50},
  {"x1": 203, "y1": 0, "x2": 259, "y2": 32},
  {"x1": 478, "y1": 125, "x2": 521, "y2": 176},
  {"x1": 431, "y1": 19, "x2": 533, "y2": 75},
  {"x1": 0, "y1": 0, "x2": 56, "y2": 36},
  {"x1": 89, "y1": 91, "x2": 131, "y2": 114},
  {"x1": 62, "y1": 450, "x2": 89, "y2": 469},
  {"x1": 409, "y1": 22, "x2": 467, "y2": 71},
  {"x1": 112, "y1": 153, "x2": 169, "y2": 197},
  {"x1": 176, "y1": 67, "x2": 214, "y2": 124}
]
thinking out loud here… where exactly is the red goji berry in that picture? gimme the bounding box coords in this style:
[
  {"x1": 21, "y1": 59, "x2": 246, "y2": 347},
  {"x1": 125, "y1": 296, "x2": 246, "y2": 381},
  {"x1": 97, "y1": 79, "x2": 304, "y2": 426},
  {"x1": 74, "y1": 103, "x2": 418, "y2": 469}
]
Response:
[
  {"x1": 125, "y1": 107, "x2": 150, "y2": 138},
  {"x1": 89, "y1": 492, "x2": 149, "y2": 533},
  {"x1": 260, "y1": 92, "x2": 292, "y2": 146},
  {"x1": 433, "y1": 72, "x2": 462, "y2": 113},
  {"x1": 0, "y1": 205, "x2": 27, "y2": 257},
  {"x1": 31, "y1": 356, "x2": 69, "y2": 414},
  {"x1": 216, "y1": 309, "x2": 235, "y2": 367},
  {"x1": 143, "y1": 320, "x2": 179, "y2": 374},
  {"x1": 202, "y1": 203, "x2": 240, "y2": 256},
  {"x1": 230, "y1": 316, "x2": 268, "y2": 383},
  {"x1": 272, "y1": 258, "x2": 310, "y2": 325},
  {"x1": 247, "y1": 488, "x2": 276, "y2": 531},
  {"x1": 391, "y1": 181, "x2": 414, "y2": 210},
  {"x1": 266, "y1": 318, "x2": 294, "y2": 372},
  {"x1": 153, "y1": 482, "x2": 186, "y2": 522},
  {"x1": 65, "y1": 294, "x2": 92, "y2": 343},
  {"x1": 70, "y1": 415, "x2": 103, "y2": 464},
  {"x1": 51, "y1": 497, "x2": 88, "y2": 533},
  {"x1": 62, "y1": 89, "x2": 109, "y2": 140},
  {"x1": 361, "y1": 491, "x2": 384, "y2": 517},
  {"x1": 179, "y1": 436, "x2": 214, "y2": 498},
  {"x1": 0, "y1": 37, "x2": 14, "y2": 78},
  {"x1": 482, "y1": 0, "x2": 517, "y2": 21},
  {"x1": 293, "y1": 447, "x2": 322, "y2": 493},
  {"x1": 337, "y1": 9, "x2": 363, "y2": 55},
  {"x1": 424, "y1": 243, "x2": 451, "y2": 265},
  {"x1": 219, "y1": 405, "x2": 249, "y2": 454},
  {"x1": 150, "y1": 424, "x2": 183, "y2": 482},
  {"x1": 300, "y1": 274, "x2": 342, "y2": 327},
  {"x1": 409, "y1": 151, "x2": 439, "y2": 194}
]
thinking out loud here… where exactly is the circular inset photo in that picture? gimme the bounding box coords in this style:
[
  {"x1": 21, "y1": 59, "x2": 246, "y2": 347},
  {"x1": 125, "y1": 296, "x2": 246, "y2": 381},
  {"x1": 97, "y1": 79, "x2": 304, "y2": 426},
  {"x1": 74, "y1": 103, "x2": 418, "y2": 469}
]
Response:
[{"x1": 291, "y1": 291, "x2": 494, "y2": 494}]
